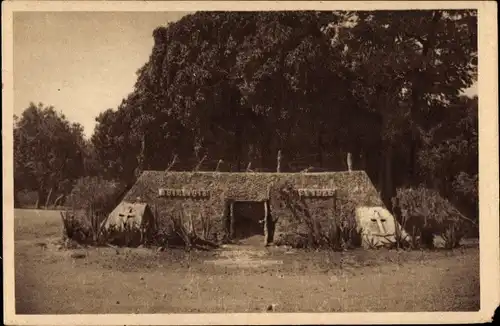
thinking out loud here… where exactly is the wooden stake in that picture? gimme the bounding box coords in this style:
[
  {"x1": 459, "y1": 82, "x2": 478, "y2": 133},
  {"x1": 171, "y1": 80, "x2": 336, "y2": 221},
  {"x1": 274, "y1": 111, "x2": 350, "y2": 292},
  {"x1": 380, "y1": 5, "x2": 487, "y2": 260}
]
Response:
[
  {"x1": 229, "y1": 201, "x2": 235, "y2": 239},
  {"x1": 264, "y1": 201, "x2": 268, "y2": 245},
  {"x1": 215, "y1": 159, "x2": 223, "y2": 172},
  {"x1": 276, "y1": 150, "x2": 282, "y2": 173}
]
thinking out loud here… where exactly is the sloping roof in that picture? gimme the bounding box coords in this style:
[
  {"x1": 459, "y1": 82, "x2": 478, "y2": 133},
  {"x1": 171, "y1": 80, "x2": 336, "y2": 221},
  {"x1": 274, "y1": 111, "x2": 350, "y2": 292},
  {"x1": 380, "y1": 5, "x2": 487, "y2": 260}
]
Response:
[{"x1": 123, "y1": 170, "x2": 383, "y2": 206}]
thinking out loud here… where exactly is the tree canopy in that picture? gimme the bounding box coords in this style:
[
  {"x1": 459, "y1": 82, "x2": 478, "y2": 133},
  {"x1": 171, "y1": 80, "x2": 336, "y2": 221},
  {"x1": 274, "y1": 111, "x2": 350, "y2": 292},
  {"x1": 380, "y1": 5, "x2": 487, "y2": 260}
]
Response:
[
  {"x1": 14, "y1": 103, "x2": 90, "y2": 207},
  {"x1": 14, "y1": 10, "x2": 478, "y2": 218}
]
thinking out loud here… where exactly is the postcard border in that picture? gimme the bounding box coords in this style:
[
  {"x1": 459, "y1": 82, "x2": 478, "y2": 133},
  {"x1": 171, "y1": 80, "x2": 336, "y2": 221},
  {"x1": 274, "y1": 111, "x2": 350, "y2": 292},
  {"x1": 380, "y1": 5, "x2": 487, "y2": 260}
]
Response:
[{"x1": 3, "y1": 1, "x2": 498, "y2": 325}]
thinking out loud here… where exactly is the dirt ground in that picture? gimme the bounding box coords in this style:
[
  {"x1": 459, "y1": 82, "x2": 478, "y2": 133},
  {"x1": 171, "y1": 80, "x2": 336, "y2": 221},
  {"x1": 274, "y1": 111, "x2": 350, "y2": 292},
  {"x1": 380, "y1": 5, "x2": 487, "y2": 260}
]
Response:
[{"x1": 14, "y1": 209, "x2": 480, "y2": 314}]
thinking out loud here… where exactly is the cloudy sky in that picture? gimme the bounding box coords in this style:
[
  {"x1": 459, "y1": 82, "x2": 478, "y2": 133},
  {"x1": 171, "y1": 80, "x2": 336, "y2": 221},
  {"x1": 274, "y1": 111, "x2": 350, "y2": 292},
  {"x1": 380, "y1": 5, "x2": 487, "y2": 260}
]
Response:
[{"x1": 14, "y1": 11, "x2": 478, "y2": 138}]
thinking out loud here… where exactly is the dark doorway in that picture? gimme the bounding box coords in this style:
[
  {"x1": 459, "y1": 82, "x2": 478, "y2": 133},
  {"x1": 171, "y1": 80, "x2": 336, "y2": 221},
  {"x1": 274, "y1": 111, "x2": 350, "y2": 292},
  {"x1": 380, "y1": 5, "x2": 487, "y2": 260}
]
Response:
[{"x1": 231, "y1": 201, "x2": 265, "y2": 240}]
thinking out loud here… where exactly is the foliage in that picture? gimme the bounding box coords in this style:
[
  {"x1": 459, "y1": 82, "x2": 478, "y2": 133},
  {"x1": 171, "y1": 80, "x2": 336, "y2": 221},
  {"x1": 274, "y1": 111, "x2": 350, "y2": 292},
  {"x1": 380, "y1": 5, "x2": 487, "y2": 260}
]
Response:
[
  {"x1": 14, "y1": 103, "x2": 91, "y2": 208},
  {"x1": 86, "y1": 10, "x2": 477, "y2": 218},
  {"x1": 395, "y1": 186, "x2": 475, "y2": 249},
  {"x1": 417, "y1": 95, "x2": 478, "y2": 219},
  {"x1": 63, "y1": 177, "x2": 126, "y2": 242},
  {"x1": 60, "y1": 211, "x2": 92, "y2": 244},
  {"x1": 60, "y1": 210, "x2": 149, "y2": 247},
  {"x1": 67, "y1": 177, "x2": 125, "y2": 214}
]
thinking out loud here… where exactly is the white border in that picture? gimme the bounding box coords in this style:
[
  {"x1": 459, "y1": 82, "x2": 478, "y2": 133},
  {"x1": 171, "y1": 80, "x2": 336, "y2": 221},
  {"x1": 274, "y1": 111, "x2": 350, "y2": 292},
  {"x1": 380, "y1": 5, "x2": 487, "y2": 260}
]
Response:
[{"x1": 2, "y1": 1, "x2": 498, "y2": 325}]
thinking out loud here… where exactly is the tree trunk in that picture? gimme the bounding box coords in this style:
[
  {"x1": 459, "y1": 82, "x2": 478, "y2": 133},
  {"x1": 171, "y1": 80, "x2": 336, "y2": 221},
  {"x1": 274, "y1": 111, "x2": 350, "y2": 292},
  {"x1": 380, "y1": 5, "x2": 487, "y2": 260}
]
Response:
[
  {"x1": 407, "y1": 12, "x2": 441, "y2": 185},
  {"x1": 260, "y1": 133, "x2": 273, "y2": 170},
  {"x1": 234, "y1": 125, "x2": 243, "y2": 172},
  {"x1": 378, "y1": 151, "x2": 385, "y2": 195},
  {"x1": 384, "y1": 144, "x2": 394, "y2": 204},
  {"x1": 407, "y1": 131, "x2": 418, "y2": 184},
  {"x1": 36, "y1": 189, "x2": 47, "y2": 209},
  {"x1": 135, "y1": 132, "x2": 147, "y2": 178}
]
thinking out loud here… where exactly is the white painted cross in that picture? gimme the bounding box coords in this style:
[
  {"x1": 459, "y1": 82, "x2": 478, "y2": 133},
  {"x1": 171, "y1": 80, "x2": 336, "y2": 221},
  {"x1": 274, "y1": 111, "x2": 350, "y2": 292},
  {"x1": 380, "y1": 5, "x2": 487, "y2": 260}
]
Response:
[{"x1": 372, "y1": 210, "x2": 387, "y2": 234}]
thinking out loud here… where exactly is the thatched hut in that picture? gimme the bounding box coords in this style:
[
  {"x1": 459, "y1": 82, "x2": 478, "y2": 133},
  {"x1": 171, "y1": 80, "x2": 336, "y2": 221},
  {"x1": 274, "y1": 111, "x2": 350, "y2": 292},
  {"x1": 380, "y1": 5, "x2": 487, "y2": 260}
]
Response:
[{"x1": 113, "y1": 170, "x2": 406, "y2": 248}]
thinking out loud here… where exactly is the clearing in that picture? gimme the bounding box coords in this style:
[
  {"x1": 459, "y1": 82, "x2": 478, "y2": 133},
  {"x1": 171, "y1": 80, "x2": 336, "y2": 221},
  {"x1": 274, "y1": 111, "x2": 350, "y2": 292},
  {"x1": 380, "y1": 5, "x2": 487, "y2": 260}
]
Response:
[{"x1": 14, "y1": 209, "x2": 480, "y2": 314}]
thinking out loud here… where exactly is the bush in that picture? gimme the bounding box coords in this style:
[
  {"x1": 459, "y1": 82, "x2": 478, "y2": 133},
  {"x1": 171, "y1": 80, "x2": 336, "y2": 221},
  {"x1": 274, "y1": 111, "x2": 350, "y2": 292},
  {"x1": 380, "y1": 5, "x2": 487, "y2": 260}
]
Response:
[
  {"x1": 394, "y1": 186, "x2": 476, "y2": 249},
  {"x1": 60, "y1": 211, "x2": 92, "y2": 244},
  {"x1": 336, "y1": 196, "x2": 363, "y2": 249},
  {"x1": 67, "y1": 177, "x2": 125, "y2": 214},
  {"x1": 62, "y1": 177, "x2": 126, "y2": 245}
]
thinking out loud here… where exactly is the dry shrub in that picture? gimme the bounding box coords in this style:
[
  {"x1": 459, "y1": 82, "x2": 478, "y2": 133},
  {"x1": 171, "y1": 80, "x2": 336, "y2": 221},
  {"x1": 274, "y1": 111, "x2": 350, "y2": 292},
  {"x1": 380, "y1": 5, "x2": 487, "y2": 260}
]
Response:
[
  {"x1": 61, "y1": 177, "x2": 127, "y2": 246},
  {"x1": 336, "y1": 195, "x2": 363, "y2": 249},
  {"x1": 274, "y1": 182, "x2": 362, "y2": 250},
  {"x1": 60, "y1": 211, "x2": 92, "y2": 245},
  {"x1": 195, "y1": 197, "x2": 221, "y2": 242},
  {"x1": 395, "y1": 186, "x2": 475, "y2": 249},
  {"x1": 61, "y1": 176, "x2": 221, "y2": 250},
  {"x1": 149, "y1": 205, "x2": 219, "y2": 251}
]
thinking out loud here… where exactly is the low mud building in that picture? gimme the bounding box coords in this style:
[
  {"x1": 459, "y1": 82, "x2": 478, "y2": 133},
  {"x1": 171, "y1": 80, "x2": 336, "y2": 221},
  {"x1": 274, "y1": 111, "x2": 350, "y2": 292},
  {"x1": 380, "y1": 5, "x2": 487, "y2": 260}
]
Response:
[{"x1": 115, "y1": 170, "x2": 405, "y2": 248}]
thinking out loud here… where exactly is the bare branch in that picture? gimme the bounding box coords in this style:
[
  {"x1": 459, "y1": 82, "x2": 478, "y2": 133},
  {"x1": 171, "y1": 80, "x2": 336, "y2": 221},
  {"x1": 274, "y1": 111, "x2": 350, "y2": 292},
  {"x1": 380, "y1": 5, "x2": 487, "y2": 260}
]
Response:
[
  {"x1": 165, "y1": 154, "x2": 178, "y2": 172},
  {"x1": 193, "y1": 154, "x2": 207, "y2": 172}
]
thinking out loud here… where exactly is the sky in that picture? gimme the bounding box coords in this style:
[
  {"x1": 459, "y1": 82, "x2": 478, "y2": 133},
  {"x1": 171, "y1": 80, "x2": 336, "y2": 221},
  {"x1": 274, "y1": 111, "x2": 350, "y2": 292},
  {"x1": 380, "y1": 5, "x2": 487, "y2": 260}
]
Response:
[
  {"x1": 13, "y1": 11, "x2": 478, "y2": 139},
  {"x1": 13, "y1": 12, "x2": 189, "y2": 138}
]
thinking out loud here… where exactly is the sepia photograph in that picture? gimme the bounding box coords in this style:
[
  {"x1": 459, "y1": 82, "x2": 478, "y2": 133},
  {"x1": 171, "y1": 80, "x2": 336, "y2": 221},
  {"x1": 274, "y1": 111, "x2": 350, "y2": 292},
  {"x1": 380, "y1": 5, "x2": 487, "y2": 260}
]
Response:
[{"x1": 2, "y1": 1, "x2": 499, "y2": 325}]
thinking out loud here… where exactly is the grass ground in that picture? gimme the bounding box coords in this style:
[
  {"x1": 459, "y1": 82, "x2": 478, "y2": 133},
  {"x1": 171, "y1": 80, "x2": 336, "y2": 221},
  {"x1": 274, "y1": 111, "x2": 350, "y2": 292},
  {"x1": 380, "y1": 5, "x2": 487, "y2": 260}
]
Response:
[{"x1": 14, "y1": 209, "x2": 480, "y2": 314}]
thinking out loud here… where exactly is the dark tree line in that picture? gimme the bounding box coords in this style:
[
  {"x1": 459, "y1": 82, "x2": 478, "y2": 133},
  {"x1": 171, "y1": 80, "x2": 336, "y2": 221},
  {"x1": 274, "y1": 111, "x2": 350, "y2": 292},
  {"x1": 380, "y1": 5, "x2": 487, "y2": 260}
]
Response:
[
  {"x1": 14, "y1": 10, "x2": 478, "y2": 219},
  {"x1": 14, "y1": 103, "x2": 99, "y2": 208}
]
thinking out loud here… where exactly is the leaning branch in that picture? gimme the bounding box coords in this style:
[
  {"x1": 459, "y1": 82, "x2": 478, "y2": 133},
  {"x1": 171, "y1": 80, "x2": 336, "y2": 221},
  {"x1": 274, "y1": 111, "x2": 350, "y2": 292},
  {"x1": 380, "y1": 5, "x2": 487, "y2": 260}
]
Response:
[
  {"x1": 193, "y1": 155, "x2": 207, "y2": 172},
  {"x1": 165, "y1": 154, "x2": 178, "y2": 172}
]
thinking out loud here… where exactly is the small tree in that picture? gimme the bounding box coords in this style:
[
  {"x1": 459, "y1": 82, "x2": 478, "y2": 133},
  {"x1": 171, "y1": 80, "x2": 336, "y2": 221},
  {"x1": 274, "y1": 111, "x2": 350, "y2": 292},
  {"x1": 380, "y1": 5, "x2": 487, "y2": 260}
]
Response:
[{"x1": 64, "y1": 176, "x2": 126, "y2": 243}]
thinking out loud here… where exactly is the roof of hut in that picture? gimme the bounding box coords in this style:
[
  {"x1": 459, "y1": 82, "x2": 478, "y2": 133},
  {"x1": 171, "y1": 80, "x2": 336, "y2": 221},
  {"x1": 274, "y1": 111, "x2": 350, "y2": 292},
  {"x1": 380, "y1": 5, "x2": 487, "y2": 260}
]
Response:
[{"x1": 123, "y1": 170, "x2": 384, "y2": 206}]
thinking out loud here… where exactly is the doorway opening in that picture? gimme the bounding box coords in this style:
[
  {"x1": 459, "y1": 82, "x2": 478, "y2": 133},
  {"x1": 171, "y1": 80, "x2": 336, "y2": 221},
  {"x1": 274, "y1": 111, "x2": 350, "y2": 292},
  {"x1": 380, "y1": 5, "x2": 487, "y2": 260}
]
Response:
[{"x1": 226, "y1": 200, "x2": 274, "y2": 246}]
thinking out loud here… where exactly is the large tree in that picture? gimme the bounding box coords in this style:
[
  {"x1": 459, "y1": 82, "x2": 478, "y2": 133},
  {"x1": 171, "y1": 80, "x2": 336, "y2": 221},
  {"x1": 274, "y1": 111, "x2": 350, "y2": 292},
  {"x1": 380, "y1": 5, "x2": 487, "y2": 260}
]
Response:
[
  {"x1": 92, "y1": 11, "x2": 357, "y2": 176},
  {"x1": 91, "y1": 10, "x2": 477, "y2": 212},
  {"x1": 333, "y1": 10, "x2": 477, "y2": 202},
  {"x1": 417, "y1": 95, "x2": 478, "y2": 218},
  {"x1": 14, "y1": 103, "x2": 88, "y2": 208}
]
